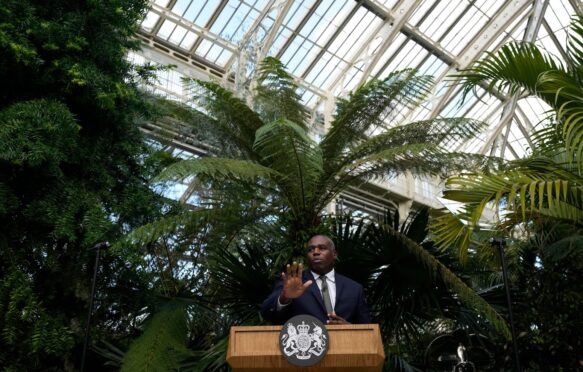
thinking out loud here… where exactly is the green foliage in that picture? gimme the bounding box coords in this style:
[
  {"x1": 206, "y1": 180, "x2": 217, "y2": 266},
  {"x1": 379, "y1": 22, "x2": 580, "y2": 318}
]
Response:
[
  {"x1": 121, "y1": 306, "x2": 193, "y2": 372},
  {"x1": 499, "y1": 222, "x2": 583, "y2": 370},
  {"x1": 0, "y1": 270, "x2": 74, "y2": 370},
  {"x1": 169, "y1": 58, "x2": 489, "y2": 255},
  {"x1": 431, "y1": 12, "x2": 583, "y2": 370},
  {"x1": 458, "y1": 15, "x2": 583, "y2": 171},
  {"x1": 0, "y1": 0, "x2": 175, "y2": 370},
  {"x1": 334, "y1": 210, "x2": 509, "y2": 342},
  {"x1": 254, "y1": 57, "x2": 308, "y2": 127},
  {"x1": 128, "y1": 56, "x2": 506, "y2": 370},
  {"x1": 0, "y1": 99, "x2": 78, "y2": 167}
]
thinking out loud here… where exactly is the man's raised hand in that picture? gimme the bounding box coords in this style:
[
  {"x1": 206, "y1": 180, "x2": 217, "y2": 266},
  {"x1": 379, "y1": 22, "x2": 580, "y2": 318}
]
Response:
[{"x1": 279, "y1": 262, "x2": 313, "y2": 304}]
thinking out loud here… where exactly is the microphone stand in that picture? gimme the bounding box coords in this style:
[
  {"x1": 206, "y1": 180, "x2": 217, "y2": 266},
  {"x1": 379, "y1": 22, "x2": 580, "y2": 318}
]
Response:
[
  {"x1": 80, "y1": 241, "x2": 109, "y2": 372},
  {"x1": 490, "y1": 237, "x2": 521, "y2": 372}
]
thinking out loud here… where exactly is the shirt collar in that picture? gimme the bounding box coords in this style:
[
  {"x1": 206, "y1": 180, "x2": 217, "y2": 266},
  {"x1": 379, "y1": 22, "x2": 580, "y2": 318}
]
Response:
[{"x1": 312, "y1": 269, "x2": 335, "y2": 283}]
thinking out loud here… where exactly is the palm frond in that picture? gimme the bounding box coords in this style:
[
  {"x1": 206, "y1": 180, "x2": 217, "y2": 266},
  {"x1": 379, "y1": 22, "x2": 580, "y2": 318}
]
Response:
[
  {"x1": 541, "y1": 233, "x2": 583, "y2": 262},
  {"x1": 155, "y1": 157, "x2": 279, "y2": 185},
  {"x1": 254, "y1": 57, "x2": 308, "y2": 128},
  {"x1": 114, "y1": 208, "x2": 232, "y2": 250},
  {"x1": 321, "y1": 70, "x2": 433, "y2": 171},
  {"x1": 379, "y1": 224, "x2": 511, "y2": 339},
  {"x1": 208, "y1": 241, "x2": 274, "y2": 323},
  {"x1": 334, "y1": 214, "x2": 510, "y2": 340},
  {"x1": 429, "y1": 207, "x2": 478, "y2": 261},
  {"x1": 344, "y1": 118, "x2": 486, "y2": 165},
  {"x1": 121, "y1": 305, "x2": 192, "y2": 372},
  {"x1": 457, "y1": 41, "x2": 562, "y2": 102},
  {"x1": 183, "y1": 334, "x2": 229, "y2": 372},
  {"x1": 566, "y1": 15, "x2": 583, "y2": 76},
  {"x1": 253, "y1": 118, "x2": 323, "y2": 212},
  {"x1": 183, "y1": 79, "x2": 264, "y2": 157}
]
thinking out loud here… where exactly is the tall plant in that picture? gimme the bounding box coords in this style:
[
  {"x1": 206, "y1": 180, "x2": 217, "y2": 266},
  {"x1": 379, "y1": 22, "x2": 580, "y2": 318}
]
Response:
[
  {"x1": 428, "y1": 13, "x2": 583, "y2": 371},
  {"x1": 432, "y1": 15, "x2": 583, "y2": 254},
  {"x1": 0, "y1": 0, "x2": 172, "y2": 369},
  {"x1": 155, "y1": 57, "x2": 491, "y2": 255},
  {"x1": 128, "y1": 56, "x2": 510, "y2": 349}
]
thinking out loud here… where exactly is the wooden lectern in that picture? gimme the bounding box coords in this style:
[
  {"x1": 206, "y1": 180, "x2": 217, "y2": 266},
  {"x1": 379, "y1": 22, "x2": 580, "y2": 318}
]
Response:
[{"x1": 227, "y1": 324, "x2": 385, "y2": 371}]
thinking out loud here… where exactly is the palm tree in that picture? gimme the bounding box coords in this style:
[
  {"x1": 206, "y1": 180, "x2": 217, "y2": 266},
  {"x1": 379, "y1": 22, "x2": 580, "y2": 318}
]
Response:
[
  {"x1": 431, "y1": 15, "x2": 583, "y2": 254},
  {"x1": 428, "y1": 15, "x2": 583, "y2": 370},
  {"x1": 119, "y1": 57, "x2": 511, "y2": 371},
  {"x1": 332, "y1": 209, "x2": 508, "y2": 370},
  {"x1": 157, "y1": 57, "x2": 489, "y2": 254}
]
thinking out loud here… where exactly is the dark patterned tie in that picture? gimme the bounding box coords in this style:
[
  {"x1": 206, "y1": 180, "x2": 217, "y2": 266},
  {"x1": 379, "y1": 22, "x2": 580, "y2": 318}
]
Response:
[{"x1": 320, "y1": 276, "x2": 333, "y2": 313}]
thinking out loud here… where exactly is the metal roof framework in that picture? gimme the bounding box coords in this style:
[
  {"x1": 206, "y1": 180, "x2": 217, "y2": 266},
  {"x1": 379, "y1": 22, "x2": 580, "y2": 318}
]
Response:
[{"x1": 135, "y1": 0, "x2": 579, "y2": 210}]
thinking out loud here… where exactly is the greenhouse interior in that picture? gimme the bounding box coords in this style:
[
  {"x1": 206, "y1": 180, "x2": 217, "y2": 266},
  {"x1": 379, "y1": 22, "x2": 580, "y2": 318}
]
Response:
[{"x1": 1, "y1": 0, "x2": 582, "y2": 370}]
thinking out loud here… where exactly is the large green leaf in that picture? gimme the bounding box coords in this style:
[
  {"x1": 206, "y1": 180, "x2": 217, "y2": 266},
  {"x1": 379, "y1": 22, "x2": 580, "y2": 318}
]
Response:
[
  {"x1": 121, "y1": 305, "x2": 192, "y2": 372},
  {"x1": 253, "y1": 118, "x2": 323, "y2": 213},
  {"x1": 254, "y1": 57, "x2": 308, "y2": 128},
  {"x1": 321, "y1": 69, "x2": 433, "y2": 173},
  {"x1": 155, "y1": 157, "x2": 279, "y2": 184}
]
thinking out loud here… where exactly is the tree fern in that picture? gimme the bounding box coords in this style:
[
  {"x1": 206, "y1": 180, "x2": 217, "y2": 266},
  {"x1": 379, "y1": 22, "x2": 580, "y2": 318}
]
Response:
[{"x1": 121, "y1": 305, "x2": 192, "y2": 372}]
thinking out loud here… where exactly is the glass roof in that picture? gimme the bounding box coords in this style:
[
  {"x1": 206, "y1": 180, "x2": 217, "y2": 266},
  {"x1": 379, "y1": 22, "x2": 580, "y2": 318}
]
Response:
[{"x1": 137, "y1": 0, "x2": 577, "y2": 161}]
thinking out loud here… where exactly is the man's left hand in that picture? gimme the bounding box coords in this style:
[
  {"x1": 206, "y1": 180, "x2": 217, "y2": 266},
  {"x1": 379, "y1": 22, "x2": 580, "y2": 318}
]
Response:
[{"x1": 327, "y1": 312, "x2": 349, "y2": 324}]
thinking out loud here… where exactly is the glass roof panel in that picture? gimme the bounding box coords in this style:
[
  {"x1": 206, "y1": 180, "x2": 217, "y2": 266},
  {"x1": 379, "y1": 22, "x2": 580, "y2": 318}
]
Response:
[
  {"x1": 339, "y1": 62, "x2": 365, "y2": 93},
  {"x1": 208, "y1": 1, "x2": 261, "y2": 43},
  {"x1": 440, "y1": 5, "x2": 490, "y2": 55},
  {"x1": 304, "y1": 52, "x2": 347, "y2": 88},
  {"x1": 141, "y1": 11, "x2": 160, "y2": 32},
  {"x1": 417, "y1": 54, "x2": 448, "y2": 77},
  {"x1": 168, "y1": 24, "x2": 188, "y2": 45},
  {"x1": 417, "y1": 0, "x2": 469, "y2": 41},
  {"x1": 327, "y1": 8, "x2": 381, "y2": 61},
  {"x1": 378, "y1": 40, "x2": 429, "y2": 79},
  {"x1": 370, "y1": 32, "x2": 408, "y2": 76},
  {"x1": 268, "y1": 0, "x2": 318, "y2": 56},
  {"x1": 474, "y1": 0, "x2": 506, "y2": 18},
  {"x1": 138, "y1": 0, "x2": 575, "y2": 163},
  {"x1": 183, "y1": 0, "x2": 221, "y2": 25},
  {"x1": 408, "y1": 1, "x2": 438, "y2": 27},
  {"x1": 179, "y1": 31, "x2": 198, "y2": 50},
  {"x1": 280, "y1": 0, "x2": 354, "y2": 75},
  {"x1": 157, "y1": 19, "x2": 177, "y2": 40}
]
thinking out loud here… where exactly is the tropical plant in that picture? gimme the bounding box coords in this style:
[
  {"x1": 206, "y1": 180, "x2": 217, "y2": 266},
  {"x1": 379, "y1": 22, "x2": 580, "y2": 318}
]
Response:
[
  {"x1": 431, "y1": 15, "x2": 583, "y2": 256},
  {"x1": 155, "y1": 57, "x2": 492, "y2": 254},
  {"x1": 0, "y1": 0, "x2": 177, "y2": 369},
  {"x1": 429, "y1": 12, "x2": 583, "y2": 371},
  {"x1": 113, "y1": 56, "x2": 517, "y2": 371},
  {"x1": 333, "y1": 209, "x2": 508, "y2": 370}
]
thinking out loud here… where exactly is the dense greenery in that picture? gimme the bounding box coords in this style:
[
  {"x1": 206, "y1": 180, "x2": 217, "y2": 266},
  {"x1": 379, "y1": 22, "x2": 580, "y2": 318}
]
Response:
[
  {"x1": 3, "y1": 0, "x2": 582, "y2": 370},
  {"x1": 431, "y1": 15, "x2": 583, "y2": 370},
  {"x1": 117, "y1": 57, "x2": 513, "y2": 371},
  {"x1": 0, "y1": 0, "x2": 175, "y2": 370}
]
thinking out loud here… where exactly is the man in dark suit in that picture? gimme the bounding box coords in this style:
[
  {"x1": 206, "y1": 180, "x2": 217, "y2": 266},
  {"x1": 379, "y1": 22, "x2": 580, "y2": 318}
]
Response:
[{"x1": 261, "y1": 235, "x2": 371, "y2": 325}]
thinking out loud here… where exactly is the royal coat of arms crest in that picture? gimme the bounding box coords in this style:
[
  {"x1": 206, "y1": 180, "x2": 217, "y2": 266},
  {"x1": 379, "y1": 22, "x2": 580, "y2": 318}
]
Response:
[{"x1": 279, "y1": 315, "x2": 329, "y2": 367}]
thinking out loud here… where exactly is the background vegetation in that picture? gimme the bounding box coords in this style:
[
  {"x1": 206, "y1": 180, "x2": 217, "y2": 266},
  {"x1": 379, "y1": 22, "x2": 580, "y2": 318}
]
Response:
[{"x1": 0, "y1": 1, "x2": 582, "y2": 371}]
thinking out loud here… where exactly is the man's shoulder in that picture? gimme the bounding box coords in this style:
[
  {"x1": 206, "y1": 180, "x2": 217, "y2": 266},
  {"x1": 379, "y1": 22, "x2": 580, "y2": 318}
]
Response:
[{"x1": 335, "y1": 273, "x2": 363, "y2": 289}]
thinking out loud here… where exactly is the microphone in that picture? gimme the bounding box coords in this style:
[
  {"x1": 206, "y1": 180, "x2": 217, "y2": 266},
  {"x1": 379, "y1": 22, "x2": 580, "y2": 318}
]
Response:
[{"x1": 91, "y1": 241, "x2": 110, "y2": 250}]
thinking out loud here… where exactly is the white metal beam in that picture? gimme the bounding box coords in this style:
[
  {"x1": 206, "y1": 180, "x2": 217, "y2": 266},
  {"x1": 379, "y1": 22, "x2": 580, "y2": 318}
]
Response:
[
  {"x1": 356, "y1": 0, "x2": 424, "y2": 87},
  {"x1": 143, "y1": 2, "x2": 238, "y2": 55},
  {"x1": 484, "y1": 0, "x2": 550, "y2": 157},
  {"x1": 456, "y1": 0, "x2": 533, "y2": 69}
]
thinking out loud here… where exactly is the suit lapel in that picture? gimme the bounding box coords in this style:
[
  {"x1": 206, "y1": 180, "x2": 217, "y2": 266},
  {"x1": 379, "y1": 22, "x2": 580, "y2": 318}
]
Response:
[
  {"x1": 304, "y1": 271, "x2": 326, "y2": 313},
  {"x1": 334, "y1": 273, "x2": 345, "y2": 310}
]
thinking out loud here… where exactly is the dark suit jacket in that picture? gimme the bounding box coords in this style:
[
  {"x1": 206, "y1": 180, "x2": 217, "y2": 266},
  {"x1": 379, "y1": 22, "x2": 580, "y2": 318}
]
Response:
[{"x1": 261, "y1": 271, "x2": 371, "y2": 324}]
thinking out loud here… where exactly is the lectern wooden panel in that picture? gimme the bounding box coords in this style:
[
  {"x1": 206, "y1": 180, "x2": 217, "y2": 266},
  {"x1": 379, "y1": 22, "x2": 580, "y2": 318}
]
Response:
[{"x1": 227, "y1": 324, "x2": 385, "y2": 371}]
